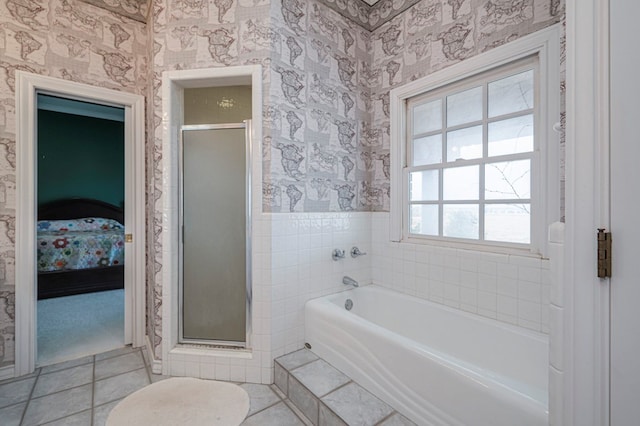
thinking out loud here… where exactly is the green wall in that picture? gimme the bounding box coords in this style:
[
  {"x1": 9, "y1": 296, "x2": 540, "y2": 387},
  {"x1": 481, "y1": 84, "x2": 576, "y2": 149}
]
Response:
[{"x1": 37, "y1": 110, "x2": 124, "y2": 207}]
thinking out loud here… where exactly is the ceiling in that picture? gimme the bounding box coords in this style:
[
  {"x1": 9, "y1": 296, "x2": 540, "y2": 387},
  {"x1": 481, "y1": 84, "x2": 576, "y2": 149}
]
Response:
[{"x1": 78, "y1": 0, "x2": 414, "y2": 30}]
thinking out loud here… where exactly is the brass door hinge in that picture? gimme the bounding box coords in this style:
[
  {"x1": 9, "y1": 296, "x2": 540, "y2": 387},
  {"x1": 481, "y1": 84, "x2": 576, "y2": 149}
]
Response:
[
  {"x1": 597, "y1": 228, "x2": 612, "y2": 278},
  {"x1": 125, "y1": 233, "x2": 133, "y2": 243}
]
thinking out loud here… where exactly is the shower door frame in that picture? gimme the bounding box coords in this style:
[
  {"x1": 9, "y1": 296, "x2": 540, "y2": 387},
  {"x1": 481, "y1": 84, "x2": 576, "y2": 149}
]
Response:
[
  {"x1": 161, "y1": 64, "x2": 262, "y2": 377},
  {"x1": 177, "y1": 121, "x2": 253, "y2": 348}
]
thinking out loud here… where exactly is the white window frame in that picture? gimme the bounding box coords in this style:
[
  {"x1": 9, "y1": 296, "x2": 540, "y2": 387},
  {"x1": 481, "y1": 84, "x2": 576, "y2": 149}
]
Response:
[
  {"x1": 390, "y1": 25, "x2": 561, "y2": 257},
  {"x1": 405, "y1": 57, "x2": 538, "y2": 248}
]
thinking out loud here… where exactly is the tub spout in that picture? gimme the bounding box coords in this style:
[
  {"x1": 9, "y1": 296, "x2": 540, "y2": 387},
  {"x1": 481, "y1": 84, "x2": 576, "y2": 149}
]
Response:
[{"x1": 343, "y1": 276, "x2": 359, "y2": 287}]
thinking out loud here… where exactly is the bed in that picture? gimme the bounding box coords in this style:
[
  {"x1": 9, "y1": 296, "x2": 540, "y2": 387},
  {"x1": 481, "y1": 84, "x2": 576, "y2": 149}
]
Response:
[{"x1": 37, "y1": 198, "x2": 125, "y2": 300}]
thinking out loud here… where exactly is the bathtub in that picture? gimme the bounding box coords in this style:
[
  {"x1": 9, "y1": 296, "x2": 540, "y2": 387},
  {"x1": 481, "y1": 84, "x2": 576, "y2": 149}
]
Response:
[{"x1": 305, "y1": 285, "x2": 548, "y2": 426}]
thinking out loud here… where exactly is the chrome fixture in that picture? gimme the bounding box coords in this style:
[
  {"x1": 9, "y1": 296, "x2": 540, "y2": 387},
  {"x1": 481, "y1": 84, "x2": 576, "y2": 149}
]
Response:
[
  {"x1": 332, "y1": 249, "x2": 345, "y2": 261},
  {"x1": 343, "y1": 276, "x2": 359, "y2": 287},
  {"x1": 345, "y1": 299, "x2": 353, "y2": 311},
  {"x1": 350, "y1": 246, "x2": 367, "y2": 258}
]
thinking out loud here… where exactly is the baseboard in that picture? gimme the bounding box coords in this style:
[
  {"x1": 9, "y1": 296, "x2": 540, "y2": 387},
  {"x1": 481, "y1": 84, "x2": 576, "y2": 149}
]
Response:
[
  {"x1": 145, "y1": 335, "x2": 162, "y2": 374},
  {"x1": 0, "y1": 364, "x2": 16, "y2": 381}
]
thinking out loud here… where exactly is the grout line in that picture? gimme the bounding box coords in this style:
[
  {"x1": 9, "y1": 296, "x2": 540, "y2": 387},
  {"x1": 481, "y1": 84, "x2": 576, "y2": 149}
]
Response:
[
  {"x1": 318, "y1": 379, "x2": 353, "y2": 399},
  {"x1": 283, "y1": 366, "x2": 354, "y2": 425},
  {"x1": 0, "y1": 400, "x2": 28, "y2": 412},
  {"x1": 93, "y1": 345, "x2": 136, "y2": 362},
  {"x1": 269, "y1": 383, "x2": 287, "y2": 400},
  {"x1": 22, "y1": 379, "x2": 95, "y2": 403},
  {"x1": 19, "y1": 367, "x2": 41, "y2": 426},
  {"x1": 0, "y1": 370, "x2": 39, "y2": 387},
  {"x1": 235, "y1": 384, "x2": 290, "y2": 419},
  {"x1": 38, "y1": 355, "x2": 95, "y2": 376},
  {"x1": 374, "y1": 411, "x2": 397, "y2": 425},
  {"x1": 94, "y1": 366, "x2": 147, "y2": 385},
  {"x1": 38, "y1": 364, "x2": 92, "y2": 378},
  {"x1": 286, "y1": 357, "x2": 319, "y2": 372},
  {"x1": 26, "y1": 359, "x2": 100, "y2": 402},
  {"x1": 39, "y1": 408, "x2": 92, "y2": 426},
  {"x1": 94, "y1": 352, "x2": 146, "y2": 382},
  {"x1": 281, "y1": 397, "x2": 314, "y2": 426},
  {"x1": 36, "y1": 362, "x2": 95, "y2": 387},
  {"x1": 243, "y1": 399, "x2": 281, "y2": 419},
  {"x1": 274, "y1": 351, "x2": 320, "y2": 372},
  {"x1": 288, "y1": 374, "x2": 315, "y2": 400}
]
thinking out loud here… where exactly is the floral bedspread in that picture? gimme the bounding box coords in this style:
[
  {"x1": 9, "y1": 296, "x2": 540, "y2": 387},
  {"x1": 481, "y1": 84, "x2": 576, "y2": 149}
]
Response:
[{"x1": 37, "y1": 218, "x2": 125, "y2": 272}]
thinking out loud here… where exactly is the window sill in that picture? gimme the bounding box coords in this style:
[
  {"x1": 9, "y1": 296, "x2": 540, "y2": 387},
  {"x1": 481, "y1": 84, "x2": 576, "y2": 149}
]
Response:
[{"x1": 401, "y1": 235, "x2": 545, "y2": 259}]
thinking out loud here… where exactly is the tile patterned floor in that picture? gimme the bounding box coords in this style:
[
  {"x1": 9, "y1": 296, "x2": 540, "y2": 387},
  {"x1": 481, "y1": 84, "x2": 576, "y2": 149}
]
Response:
[
  {"x1": 275, "y1": 350, "x2": 417, "y2": 426},
  {"x1": 0, "y1": 346, "x2": 312, "y2": 426}
]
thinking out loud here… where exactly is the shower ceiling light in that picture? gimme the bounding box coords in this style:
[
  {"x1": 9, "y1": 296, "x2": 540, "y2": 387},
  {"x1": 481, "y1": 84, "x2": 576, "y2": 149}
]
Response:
[{"x1": 217, "y1": 98, "x2": 235, "y2": 109}]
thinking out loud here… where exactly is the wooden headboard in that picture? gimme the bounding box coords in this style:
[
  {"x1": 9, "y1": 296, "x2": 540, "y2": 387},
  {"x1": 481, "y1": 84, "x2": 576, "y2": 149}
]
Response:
[{"x1": 38, "y1": 198, "x2": 124, "y2": 224}]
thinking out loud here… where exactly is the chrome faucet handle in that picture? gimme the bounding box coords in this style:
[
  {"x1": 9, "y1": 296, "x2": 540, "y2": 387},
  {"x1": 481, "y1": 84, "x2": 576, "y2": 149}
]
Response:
[
  {"x1": 332, "y1": 249, "x2": 345, "y2": 261},
  {"x1": 350, "y1": 247, "x2": 367, "y2": 258}
]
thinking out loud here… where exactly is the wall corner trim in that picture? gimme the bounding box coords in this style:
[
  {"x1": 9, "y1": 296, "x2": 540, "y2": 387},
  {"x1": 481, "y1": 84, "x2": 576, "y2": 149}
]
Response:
[{"x1": 145, "y1": 334, "x2": 162, "y2": 375}]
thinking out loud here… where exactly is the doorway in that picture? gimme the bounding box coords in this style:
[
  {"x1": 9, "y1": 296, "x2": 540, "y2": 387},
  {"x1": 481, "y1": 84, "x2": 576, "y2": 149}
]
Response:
[
  {"x1": 179, "y1": 123, "x2": 251, "y2": 347},
  {"x1": 14, "y1": 72, "x2": 146, "y2": 376},
  {"x1": 36, "y1": 95, "x2": 126, "y2": 365},
  {"x1": 160, "y1": 65, "x2": 262, "y2": 374}
]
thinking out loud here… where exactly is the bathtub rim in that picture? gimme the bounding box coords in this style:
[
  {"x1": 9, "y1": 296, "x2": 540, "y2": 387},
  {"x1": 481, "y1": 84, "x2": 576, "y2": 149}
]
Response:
[
  {"x1": 305, "y1": 284, "x2": 549, "y2": 409},
  {"x1": 311, "y1": 284, "x2": 548, "y2": 345}
]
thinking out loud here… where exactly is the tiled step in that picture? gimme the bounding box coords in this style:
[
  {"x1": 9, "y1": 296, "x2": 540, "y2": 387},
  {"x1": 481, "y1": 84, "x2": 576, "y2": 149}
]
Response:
[{"x1": 274, "y1": 349, "x2": 416, "y2": 426}]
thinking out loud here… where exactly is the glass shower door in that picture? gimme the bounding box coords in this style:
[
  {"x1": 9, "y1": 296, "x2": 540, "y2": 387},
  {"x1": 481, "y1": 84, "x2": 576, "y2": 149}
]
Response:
[{"x1": 180, "y1": 123, "x2": 250, "y2": 345}]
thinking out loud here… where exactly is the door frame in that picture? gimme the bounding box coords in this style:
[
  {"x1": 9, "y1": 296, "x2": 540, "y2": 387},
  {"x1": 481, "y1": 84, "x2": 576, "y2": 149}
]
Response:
[
  {"x1": 14, "y1": 72, "x2": 146, "y2": 376},
  {"x1": 564, "y1": 0, "x2": 610, "y2": 424},
  {"x1": 178, "y1": 122, "x2": 252, "y2": 347},
  {"x1": 161, "y1": 65, "x2": 262, "y2": 375}
]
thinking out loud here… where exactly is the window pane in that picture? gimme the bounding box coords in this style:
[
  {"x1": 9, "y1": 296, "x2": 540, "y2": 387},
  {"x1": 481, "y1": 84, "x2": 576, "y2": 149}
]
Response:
[
  {"x1": 485, "y1": 204, "x2": 530, "y2": 243},
  {"x1": 413, "y1": 134, "x2": 442, "y2": 166},
  {"x1": 447, "y1": 86, "x2": 482, "y2": 127},
  {"x1": 488, "y1": 115, "x2": 534, "y2": 156},
  {"x1": 410, "y1": 170, "x2": 438, "y2": 201},
  {"x1": 488, "y1": 70, "x2": 534, "y2": 117},
  {"x1": 413, "y1": 100, "x2": 442, "y2": 135},
  {"x1": 447, "y1": 125, "x2": 482, "y2": 161},
  {"x1": 485, "y1": 160, "x2": 530, "y2": 200},
  {"x1": 443, "y1": 204, "x2": 478, "y2": 239},
  {"x1": 443, "y1": 165, "x2": 479, "y2": 200},
  {"x1": 410, "y1": 204, "x2": 438, "y2": 235}
]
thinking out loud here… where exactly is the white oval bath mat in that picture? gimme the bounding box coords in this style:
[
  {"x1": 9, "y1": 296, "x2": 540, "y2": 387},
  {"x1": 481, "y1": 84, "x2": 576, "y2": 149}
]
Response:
[{"x1": 106, "y1": 377, "x2": 250, "y2": 426}]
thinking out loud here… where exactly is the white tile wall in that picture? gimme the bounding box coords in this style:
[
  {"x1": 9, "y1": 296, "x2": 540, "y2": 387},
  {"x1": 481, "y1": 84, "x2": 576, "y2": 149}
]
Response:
[
  {"x1": 371, "y1": 213, "x2": 551, "y2": 333},
  {"x1": 548, "y1": 222, "x2": 565, "y2": 425},
  {"x1": 166, "y1": 211, "x2": 553, "y2": 382},
  {"x1": 266, "y1": 212, "x2": 372, "y2": 359},
  {"x1": 165, "y1": 210, "x2": 370, "y2": 383},
  {"x1": 164, "y1": 213, "x2": 275, "y2": 384}
]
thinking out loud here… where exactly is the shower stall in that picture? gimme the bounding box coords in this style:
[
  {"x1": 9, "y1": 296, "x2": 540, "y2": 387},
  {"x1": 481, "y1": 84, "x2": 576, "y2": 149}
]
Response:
[{"x1": 178, "y1": 121, "x2": 252, "y2": 347}]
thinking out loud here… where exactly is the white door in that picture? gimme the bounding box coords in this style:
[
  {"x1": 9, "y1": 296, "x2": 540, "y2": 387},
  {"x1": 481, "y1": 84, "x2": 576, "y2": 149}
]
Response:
[{"x1": 609, "y1": 0, "x2": 640, "y2": 423}]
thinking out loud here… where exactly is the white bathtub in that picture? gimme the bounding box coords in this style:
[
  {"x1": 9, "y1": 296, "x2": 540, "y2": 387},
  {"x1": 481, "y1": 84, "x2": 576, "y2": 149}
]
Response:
[{"x1": 305, "y1": 285, "x2": 548, "y2": 426}]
